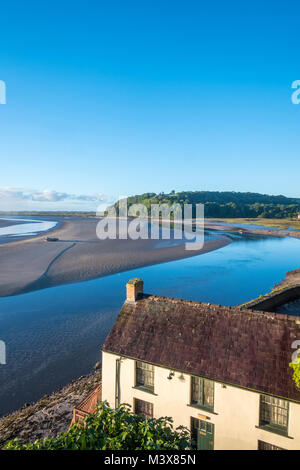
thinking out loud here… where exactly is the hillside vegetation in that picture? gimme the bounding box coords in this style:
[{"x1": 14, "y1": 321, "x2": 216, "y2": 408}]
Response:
[{"x1": 111, "y1": 191, "x2": 300, "y2": 219}]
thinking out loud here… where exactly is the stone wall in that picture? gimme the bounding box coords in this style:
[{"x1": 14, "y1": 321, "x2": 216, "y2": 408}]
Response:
[{"x1": 242, "y1": 284, "x2": 300, "y2": 312}]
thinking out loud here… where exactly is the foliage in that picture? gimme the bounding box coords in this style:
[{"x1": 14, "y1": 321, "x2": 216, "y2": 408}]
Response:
[
  {"x1": 290, "y1": 355, "x2": 300, "y2": 388},
  {"x1": 3, "y1": 402, "x2": 191, "y2": 450},
  {"x1": 110, "y1": 191, "x2": 300, "y2": 219}
]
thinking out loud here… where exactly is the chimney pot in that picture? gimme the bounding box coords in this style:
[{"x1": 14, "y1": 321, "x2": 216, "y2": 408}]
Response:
[{"x1": 126, "y1": 278, "x2": 143, "y2": 302}]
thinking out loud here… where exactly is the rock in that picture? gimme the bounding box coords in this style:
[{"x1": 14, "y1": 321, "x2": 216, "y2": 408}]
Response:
[{"x1": 0, "y1": 369, "x2": 102, "y2": 448}]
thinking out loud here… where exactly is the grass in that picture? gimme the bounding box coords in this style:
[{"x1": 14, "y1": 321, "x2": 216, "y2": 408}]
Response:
[{"x1": 209, "y1": 218, "x2": 300, "y2": 230}]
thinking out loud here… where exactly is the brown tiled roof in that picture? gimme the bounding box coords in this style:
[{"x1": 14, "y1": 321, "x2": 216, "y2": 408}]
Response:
[{"x1": 103, "y1": 294, "x2": 300, "y2": 402}]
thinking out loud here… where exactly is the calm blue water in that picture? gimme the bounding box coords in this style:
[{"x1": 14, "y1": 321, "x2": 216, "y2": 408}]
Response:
[
  {"x1": 0, "y1": 216, "x2": 58, "y2": 244},
  {"x1": 0, "y1": 233, "x2": 300, "y2": 415}
]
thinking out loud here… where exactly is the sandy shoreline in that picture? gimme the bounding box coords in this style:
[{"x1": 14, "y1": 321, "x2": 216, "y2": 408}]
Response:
[
  {"x1": 244, "y1": 227, "x2": 300, "y2": 239},
  {"x1": 206, "y1": 220, "x2": 300, "y2": 239},
  {"x1": 0, "y1": 217, "x2": 231, "y2": 298},
  {"x1": 2, "y1": 216, "x2": 299, "y2": 298}
]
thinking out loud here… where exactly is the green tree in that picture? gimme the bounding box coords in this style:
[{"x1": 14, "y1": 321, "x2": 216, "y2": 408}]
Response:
[
  {"x1": 3, "y1": 402, "x2": 191, "y2": 450},
  {"x1": 290, "y1": 355, "x2": 300, "y2": 389},
  {"x1": 110, "y1": 191, "x2": 300, "y2": 219}
]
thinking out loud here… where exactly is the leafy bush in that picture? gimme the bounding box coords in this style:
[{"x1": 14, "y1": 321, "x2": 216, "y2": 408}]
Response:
[
  {"x1": 3, "y1": 402, "x2": 191, "y2": 450},
  {"x1": 290, "y1": 355, "x2": 300, "y2": 389}
]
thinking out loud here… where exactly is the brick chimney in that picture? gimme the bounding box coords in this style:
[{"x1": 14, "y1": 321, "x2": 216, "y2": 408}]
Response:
[{"x1": 126, "y1": 278, "x2": 144, "y2": 302}]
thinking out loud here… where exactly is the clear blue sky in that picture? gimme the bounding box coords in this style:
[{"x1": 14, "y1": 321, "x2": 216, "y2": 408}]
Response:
[{"x1": 0, "y1": 0, "x2": 300, "y2": 210}]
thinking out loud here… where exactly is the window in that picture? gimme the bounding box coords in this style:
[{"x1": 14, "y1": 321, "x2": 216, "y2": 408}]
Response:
[
  {"x1": 259, "y1": 394, "x2": 289, "y2": 433},
  {"x1": 258, "y1": 440, "x2": 284, "y2": 450},
  {"x1": 191, "y1": 376, "x2": 214, "y2": 410},
  {"x1": 136, "y1": 361, "x2": 154, "y2": 392},
  {"x1": 134, "y1": 398, "x2": 153, "y2": 418}
]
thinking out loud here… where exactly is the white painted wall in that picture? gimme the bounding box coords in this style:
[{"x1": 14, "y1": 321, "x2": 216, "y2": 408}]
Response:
[{"x1": 102, "y1": 351, "x2": 300, "y2": 450}]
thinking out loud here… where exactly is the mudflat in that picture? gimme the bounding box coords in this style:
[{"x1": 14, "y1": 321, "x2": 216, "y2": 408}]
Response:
[
  {"x1": 0, "y1": 217, "x2": 230, "y2": 297},
  {"x1": 0, "y1": 219, "x2": 30, "y2": 229}
]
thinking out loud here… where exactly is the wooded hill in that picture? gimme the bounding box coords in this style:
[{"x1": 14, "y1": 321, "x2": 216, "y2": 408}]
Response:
[{"x1": 111, "y1": 191, "x2": 300, "y2": 219}]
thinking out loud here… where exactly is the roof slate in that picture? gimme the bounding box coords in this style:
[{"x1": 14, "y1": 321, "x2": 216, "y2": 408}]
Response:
[{"x1": 102, "y1": 294, "x2": 300, "y2": 402}]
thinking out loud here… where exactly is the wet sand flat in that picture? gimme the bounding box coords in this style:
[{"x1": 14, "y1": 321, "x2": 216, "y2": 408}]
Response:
[
  {"x1": 0, "y1": 219, "x2": 31, "y2": 229},
  {"x1": 0, "y1": 217, "x2": 230, "y2": 297}
]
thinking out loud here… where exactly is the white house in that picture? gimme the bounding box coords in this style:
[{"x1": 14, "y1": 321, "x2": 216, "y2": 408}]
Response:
[{"x1": 101, "y1": 278, "x2": 300, "y2": 450}]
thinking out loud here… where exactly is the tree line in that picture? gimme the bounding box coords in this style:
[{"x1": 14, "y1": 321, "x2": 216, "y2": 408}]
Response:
[{"x1": 111, "y1": 191, "x2": 300, "y2": 219}]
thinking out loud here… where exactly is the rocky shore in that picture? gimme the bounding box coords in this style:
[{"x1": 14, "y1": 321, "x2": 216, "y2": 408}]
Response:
[
  {"x1": 277, "y1": 268, "x2": 300, "y2": 288},
  {"x1": 0, "y1": 369, "x2": 101, "y2": 448}
]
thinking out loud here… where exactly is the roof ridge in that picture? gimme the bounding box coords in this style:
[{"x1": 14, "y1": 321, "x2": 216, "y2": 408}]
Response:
[{"x1": 140, "y1": 293, "x2": 300, "y2": 323}]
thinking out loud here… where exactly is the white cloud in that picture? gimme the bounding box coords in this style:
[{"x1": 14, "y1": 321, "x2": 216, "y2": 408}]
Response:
[{"x1": 0, "y1": 187, "x2": 112, "y2": 212}]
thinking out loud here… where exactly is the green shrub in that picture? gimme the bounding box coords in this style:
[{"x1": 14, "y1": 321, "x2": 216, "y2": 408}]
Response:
[
  {"x1": 290, "y1": 355, "x2": 300, "y2": 389},
  {"x1": 3, "y1": 402, "x2": 191, "y2": 450}
]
